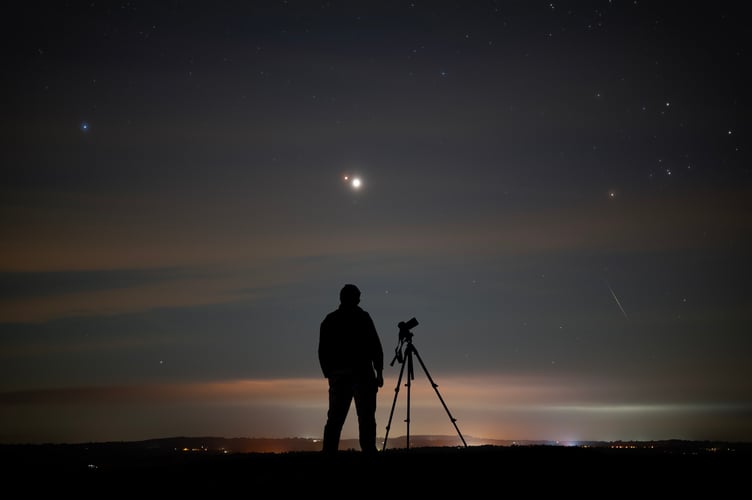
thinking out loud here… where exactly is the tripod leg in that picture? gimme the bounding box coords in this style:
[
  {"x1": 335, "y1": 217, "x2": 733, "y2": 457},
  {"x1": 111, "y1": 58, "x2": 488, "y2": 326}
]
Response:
[
  {"x1": 405, "y1": 348, "x2": 413, "y2": 449},
  {"x1": 382, "y1": 355, "x2": 407, "y2": 451},
  {"x1": 411, "y1": 346, "x2": 468, "y2": 448}
]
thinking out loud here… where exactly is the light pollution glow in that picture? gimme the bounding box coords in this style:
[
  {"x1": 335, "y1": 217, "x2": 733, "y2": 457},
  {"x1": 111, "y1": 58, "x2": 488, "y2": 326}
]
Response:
[{"x1": 1, "y1": 375, "x2": 748, "y2": 445}]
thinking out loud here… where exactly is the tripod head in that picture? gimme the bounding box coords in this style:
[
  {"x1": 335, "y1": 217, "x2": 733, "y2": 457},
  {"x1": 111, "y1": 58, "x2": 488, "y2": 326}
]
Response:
[{"x1": 391, "y1": 317, "x2": 419, "y2": 366}]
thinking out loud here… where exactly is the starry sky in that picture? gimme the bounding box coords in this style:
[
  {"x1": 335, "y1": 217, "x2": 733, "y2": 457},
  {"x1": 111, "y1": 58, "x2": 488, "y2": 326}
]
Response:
[{"x1": 2, "y1": 1, "x2": 751, "y2": 445}]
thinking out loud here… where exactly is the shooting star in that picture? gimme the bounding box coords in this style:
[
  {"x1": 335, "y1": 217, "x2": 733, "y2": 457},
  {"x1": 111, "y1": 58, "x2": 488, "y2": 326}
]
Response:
[{"x1": 606, "y1": 281, "x2": 629, "y2": 320}]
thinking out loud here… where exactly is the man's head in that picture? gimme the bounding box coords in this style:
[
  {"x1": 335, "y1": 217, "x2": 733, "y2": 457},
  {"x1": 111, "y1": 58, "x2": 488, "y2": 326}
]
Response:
[{"x1": 339, "y1": 284, "x2": 361, "y2": 306}]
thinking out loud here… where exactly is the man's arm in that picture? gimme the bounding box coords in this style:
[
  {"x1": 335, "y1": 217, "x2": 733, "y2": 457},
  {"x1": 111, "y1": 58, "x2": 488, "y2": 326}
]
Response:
[
  {"x1": 318, "y1": 319, "x2": 330, "y2": 378},
  {"x1": 367, "y1": 312, "x2": 384, "y2": 387}
]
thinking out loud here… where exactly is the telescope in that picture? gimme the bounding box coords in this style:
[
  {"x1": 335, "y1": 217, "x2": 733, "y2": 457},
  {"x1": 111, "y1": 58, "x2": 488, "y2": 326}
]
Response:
[{"x1": 397, "y1": 317, "x2": 418, "y2": 342}]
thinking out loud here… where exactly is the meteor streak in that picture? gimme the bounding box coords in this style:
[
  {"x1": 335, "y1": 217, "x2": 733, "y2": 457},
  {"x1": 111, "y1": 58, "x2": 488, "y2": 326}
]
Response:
[{"x1": 606, "y1": 281, "x2": 629, "y2": 320}]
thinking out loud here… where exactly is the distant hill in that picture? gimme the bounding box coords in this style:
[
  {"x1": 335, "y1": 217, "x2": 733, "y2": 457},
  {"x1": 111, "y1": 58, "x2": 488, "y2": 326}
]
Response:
[{"x1": 2, "y1": 434, "x2": 748, "y2": 460}]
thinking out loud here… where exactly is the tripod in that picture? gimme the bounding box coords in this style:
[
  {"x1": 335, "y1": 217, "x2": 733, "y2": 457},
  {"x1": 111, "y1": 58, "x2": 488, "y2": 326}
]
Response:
[{"x1": 382, "y1": 319, "x2": 467, "y2": 451}]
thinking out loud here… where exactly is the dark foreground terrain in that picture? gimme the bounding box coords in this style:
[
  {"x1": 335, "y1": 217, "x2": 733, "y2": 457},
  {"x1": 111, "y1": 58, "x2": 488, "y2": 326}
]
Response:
[{"x1": 2, "y1": 440, "x2": 748, "y2": 495}]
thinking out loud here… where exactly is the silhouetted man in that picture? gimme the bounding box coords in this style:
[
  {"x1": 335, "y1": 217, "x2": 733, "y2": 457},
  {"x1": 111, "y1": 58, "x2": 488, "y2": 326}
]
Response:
[{"x1": 319, "y1": 284, "x2": 384, "y2": 453}]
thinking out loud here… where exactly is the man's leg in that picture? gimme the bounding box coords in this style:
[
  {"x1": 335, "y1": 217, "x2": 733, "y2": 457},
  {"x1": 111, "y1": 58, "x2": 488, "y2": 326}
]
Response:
[
  {"x1": 323, "y1": 377, "x2": 352, "y2": 453},
  {"x1": 354, "y1": 382, "x2": 378, "y2": 453}
]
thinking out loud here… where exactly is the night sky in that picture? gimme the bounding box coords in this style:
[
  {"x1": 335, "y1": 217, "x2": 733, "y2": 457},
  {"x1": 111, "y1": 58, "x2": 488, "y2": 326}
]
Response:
[{"x1": 2, "y1": 1, "x2": 750, "y2": 445}]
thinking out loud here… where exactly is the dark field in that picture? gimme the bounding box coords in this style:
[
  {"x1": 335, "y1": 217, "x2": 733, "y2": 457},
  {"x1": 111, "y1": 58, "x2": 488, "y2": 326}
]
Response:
[{"x1": 2, "y1": 440, "x2": 748, "y2": 495}]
